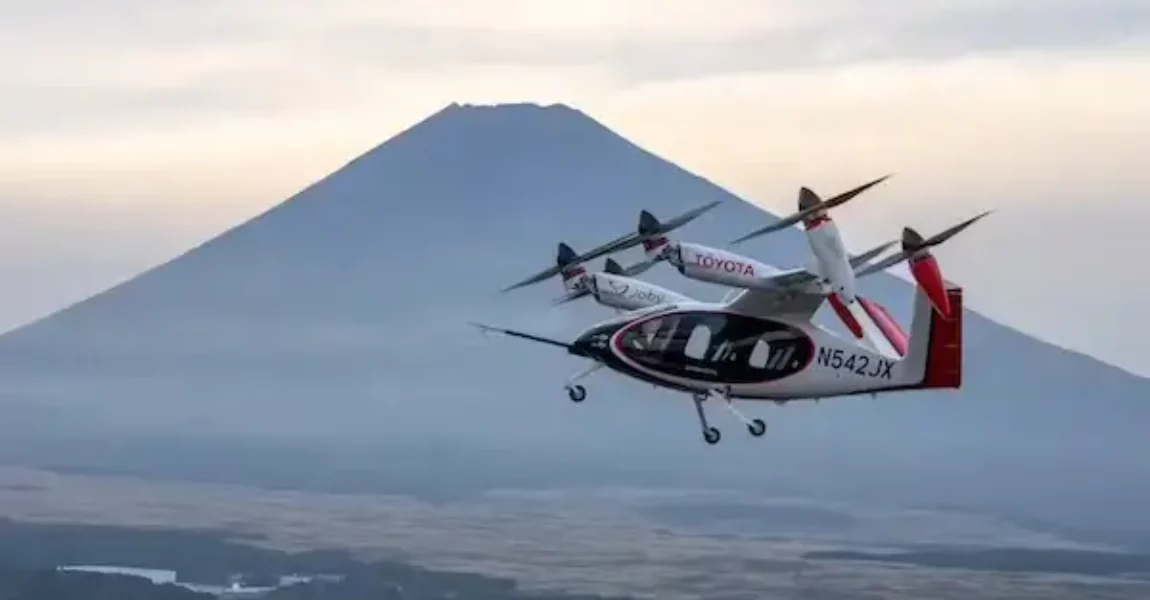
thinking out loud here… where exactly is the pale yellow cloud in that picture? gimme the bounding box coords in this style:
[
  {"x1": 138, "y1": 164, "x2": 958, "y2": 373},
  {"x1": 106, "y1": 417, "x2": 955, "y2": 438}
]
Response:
[{"x1": 596, "y1": 47, "x2": 1150, "y2": 213}]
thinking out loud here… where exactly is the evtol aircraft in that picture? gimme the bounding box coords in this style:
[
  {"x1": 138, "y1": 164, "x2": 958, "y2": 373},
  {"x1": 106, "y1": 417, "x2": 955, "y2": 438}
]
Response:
[{"x1": 476, "y1": 178, "x2": 991, "y2": 444}]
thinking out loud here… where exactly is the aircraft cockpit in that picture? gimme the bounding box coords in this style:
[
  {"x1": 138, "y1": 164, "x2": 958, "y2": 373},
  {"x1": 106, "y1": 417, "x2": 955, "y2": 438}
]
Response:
[{"x1": 614, "y1": 311, "x2": 814, "y2": 384}]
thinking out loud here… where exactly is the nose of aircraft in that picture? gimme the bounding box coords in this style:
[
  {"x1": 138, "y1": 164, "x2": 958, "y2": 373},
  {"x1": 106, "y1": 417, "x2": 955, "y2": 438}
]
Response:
[
  {"x1": 571, "y1": 321, "x2": 625, "y2": 359},
  {"x1": 570, "y1": 328, "x2": 601, "y2": 358}
]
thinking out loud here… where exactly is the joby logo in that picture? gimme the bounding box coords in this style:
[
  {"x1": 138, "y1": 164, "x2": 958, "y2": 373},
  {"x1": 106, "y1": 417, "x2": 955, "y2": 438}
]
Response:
[
  {"x1": 694, "y1": 253, "x2": 755, "y2": 276},
  {"x1": 605, "y1": 279, "x2": 630, "y2": 295},
  {"x1": 628, "y1": 288, "x2": 665, "y2": 303}
]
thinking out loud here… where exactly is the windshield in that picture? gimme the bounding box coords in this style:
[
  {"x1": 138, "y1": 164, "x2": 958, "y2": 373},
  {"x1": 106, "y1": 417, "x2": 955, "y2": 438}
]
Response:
[{"x1": 616, "y1": 310, "x2": 813, "y2": 384}]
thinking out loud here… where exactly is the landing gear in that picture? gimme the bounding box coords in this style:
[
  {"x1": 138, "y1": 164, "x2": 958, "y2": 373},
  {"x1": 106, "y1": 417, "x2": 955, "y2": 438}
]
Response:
[
  {"x1": 692, "y1": 392, "x2": 720, "y2": 445},
  {"x1": 564, "y1": 362, "x2": 602, "y2": 404},
  {"x1": 566, "y1": 384, "x2": 587, "y2": 403},
  {"x1": 692, "y1": 387, "x2": 768, "y2": 444}
]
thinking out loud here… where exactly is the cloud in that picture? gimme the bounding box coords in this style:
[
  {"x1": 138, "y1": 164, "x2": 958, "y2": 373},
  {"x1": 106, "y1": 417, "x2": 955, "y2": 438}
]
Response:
[
  {"x1": 0, "y1": 0, "x2": 1148, "y2": 372},
  {"x1": 2, "y1": 0, "x2": 1147, "y2": 136}
]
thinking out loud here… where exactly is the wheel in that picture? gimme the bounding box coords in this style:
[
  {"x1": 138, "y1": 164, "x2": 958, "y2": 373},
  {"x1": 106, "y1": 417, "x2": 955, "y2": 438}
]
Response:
[
  {"x1": 703, "y1": 427, "x2": 721, "y2": 445},
  {"x1": 567, "y1": 384, "x2": 587, "y2": 403},
  {"x1": 747, "y1": 418, "x2": 767, "y2": 437}
]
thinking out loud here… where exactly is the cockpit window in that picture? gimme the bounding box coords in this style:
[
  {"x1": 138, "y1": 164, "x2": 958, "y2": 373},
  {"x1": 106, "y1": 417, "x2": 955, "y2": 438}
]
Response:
[
  {"x1": 748, "y1": 339, "x2": 771, "y2": 368},
  {"x1": 613, "y1": 310, "x2": 814, "y2": 384},
  {"x1": 684, "y1": 324, "x2": 710, "y2": 359}
]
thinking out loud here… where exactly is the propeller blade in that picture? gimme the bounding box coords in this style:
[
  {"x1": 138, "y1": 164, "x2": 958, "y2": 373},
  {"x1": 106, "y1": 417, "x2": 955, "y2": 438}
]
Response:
[
  {"x1": 820, "y1": 174, "x2": 893, "y2": 210},
  {"x1": 552, "y1": 289, "x2": 591, "y2": 305},
  {"x1": 658, "y1": 200, "x2": 724, "y2": 232},
  {"x1": 848, "y1": 239, "x2": 898, "y2": 269},
  {"x1": 501, "y1": 266, "x2": 564, "y2": 292},
  {"x1": 728, "y1": 219, "x2": 796, "y2": 246},
  {"x1": 854, "y1": 210, "x2": 993, "y2": 278},
  {"x1": 502, "y1": 200, "x2": 722, "y2": 292},
  {"x1": 729, "y1": 174, "x2": 893, "y2": 246},
  {"x1": 619, "y1": 257, "x2": 661, "y2": 277},
  {"x1": 921, "y1": 210, "x2": 994, "y2": 248},
  {"x1": 853, "y1": 251, "x2": 911, "y2": 278}
]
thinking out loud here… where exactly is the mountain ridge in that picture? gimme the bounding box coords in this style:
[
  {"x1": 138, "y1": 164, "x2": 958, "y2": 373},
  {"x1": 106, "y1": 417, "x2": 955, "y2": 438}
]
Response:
[{"x1": 0, "y1": 101, "x2": 1145, "y2": 529}]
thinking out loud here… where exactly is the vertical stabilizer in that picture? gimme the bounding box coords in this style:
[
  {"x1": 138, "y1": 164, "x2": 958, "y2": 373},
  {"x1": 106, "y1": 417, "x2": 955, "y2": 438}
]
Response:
[{"x1": 895, "y1": 279, "x2": 963, "y2": 389}]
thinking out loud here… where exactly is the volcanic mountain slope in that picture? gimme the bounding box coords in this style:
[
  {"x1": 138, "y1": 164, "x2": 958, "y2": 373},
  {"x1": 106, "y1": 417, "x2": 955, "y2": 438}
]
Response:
[{"x1": 0, "y1": 102, "x2": 1146, "y2": 526}]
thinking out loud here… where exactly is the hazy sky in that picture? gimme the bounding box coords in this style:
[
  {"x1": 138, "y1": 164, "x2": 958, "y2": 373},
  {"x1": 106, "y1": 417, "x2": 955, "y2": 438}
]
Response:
[{"x1": 1, "y1": 0, "x2": 1149, "y2": 374}]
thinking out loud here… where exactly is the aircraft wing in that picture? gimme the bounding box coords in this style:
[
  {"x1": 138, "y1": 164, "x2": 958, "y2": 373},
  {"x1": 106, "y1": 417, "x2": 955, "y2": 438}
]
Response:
[
  {"x1": 722, "y1": 237, "x2": 898, "y2": 320},
  {"x1": 724, "y1": 288, "x2": 826, "y2": 321},
  {"x1": 746, "y1": 238, "x2": 898, "y2": 289}
]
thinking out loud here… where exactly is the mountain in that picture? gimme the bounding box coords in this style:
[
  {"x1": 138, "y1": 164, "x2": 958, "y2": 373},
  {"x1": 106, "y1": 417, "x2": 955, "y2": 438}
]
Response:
[{"x1": 0, "y1": 102, "x2": 1146, "y2": 528}]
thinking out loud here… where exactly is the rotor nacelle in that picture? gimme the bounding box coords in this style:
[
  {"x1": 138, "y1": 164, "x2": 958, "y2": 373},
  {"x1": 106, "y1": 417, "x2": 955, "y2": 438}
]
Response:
[
  {"x1": 556, "y1": 242, "x2": 589, "y2": 293},
  {"x1": 902, "y1": 227, "x2": 951, "y2": 320}
]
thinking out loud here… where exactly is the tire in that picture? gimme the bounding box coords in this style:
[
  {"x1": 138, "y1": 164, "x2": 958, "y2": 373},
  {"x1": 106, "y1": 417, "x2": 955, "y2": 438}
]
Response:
[
  {"x1": 567, "y1": 385, "x2": 587, "y2": 403},
  {"x1": 703, "y1": 427, "x2": 721, "y2": 445},
  {"x1": 748, "y1": 418, "x2": 767, "y2": 437}
]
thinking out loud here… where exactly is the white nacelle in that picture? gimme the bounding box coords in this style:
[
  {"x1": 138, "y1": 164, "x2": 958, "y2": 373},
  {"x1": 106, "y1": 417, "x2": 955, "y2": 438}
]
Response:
[
  {"x1": 671, "y1": 242, "x2": 779, "y2": 289},
  {"x1": 805, "y1": 220, "x2": 856, "y2": 303},
  {"x1": 590, "y1": 273, "x2": 689, "y2": 311},
  {"x1": 560, "y1": 264, "x2": 590, "y2": 293}
]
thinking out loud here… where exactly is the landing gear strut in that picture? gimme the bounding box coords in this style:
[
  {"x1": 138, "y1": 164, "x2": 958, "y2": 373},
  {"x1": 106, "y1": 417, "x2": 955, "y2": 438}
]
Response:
[
  {"x1": 692, "y1": 393, "x2": 721, "y2": 445},
  {"x1": 691, "y1": 387, "x2": 768, "y2": 445},
  {"x1": 564, "y1": 362, "x2": 602, "y2": 404}
]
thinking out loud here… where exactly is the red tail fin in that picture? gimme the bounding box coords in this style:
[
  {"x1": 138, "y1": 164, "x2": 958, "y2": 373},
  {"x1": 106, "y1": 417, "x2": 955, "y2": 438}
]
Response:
[
  {"x1": 920, "y1": 285, "x2": 962, "y2": 388},
  {"x1": 892, "y1": 282, "x2": 962, "y2": 391}
]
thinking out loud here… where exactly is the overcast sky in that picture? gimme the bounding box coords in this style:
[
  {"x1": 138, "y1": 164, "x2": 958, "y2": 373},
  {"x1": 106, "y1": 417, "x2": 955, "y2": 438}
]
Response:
[{"x1": 0, "y1": 0, "x2": 1148, "y2": 374}]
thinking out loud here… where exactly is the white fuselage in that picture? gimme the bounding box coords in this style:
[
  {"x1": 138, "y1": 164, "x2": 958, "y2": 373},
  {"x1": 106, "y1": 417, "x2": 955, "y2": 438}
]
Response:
[
  {"x1": 805, "y1": 220, "x2": 856, "y2": 303},
  {"x1": 581, "y1": 298, "x2": 924, "y2": 401}
]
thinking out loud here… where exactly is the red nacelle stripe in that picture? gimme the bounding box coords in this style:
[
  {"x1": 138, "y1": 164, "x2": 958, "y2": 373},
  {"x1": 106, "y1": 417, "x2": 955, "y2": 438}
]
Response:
[
  {"x1": 828, "y1": 293, "x2": 864, "y2": 339},
  {"x1": 858, "y1": 296, "x2": 909, "y2": 356}
]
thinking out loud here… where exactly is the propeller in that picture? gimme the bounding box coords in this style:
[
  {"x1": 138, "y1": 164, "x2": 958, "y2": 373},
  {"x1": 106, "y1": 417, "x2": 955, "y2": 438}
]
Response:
[
  {"x1": 553, "y1": 257, "x2": 660, "y2": 306},
  {"x1": 729, "y1": 174, "x2": 893, "y2": 246},
  {"x1": 854, "y1": 210, "x2": 993, "y2": 278},
  {"x1": 501, "y1": 200, "x2": 722, "y2": 293}
]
